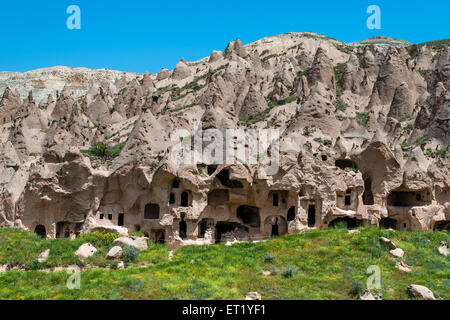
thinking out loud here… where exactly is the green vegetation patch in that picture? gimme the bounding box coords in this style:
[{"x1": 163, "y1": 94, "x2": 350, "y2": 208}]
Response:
[
  {"x1": 80, "y1": 141, "x2": 126, "y2": 158},
  {"x1": 0, "y1": 227, "x2": 448, "y2": 300}
]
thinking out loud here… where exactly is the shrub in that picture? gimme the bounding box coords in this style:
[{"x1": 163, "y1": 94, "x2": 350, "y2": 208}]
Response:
[
  {"x1": 334, "y1": 63, "x2": 347, "y2": 97},
  {"x1": 414, "y1": 136, "x2": 430, "y2": 145},
  {"x1": 303, "y1": 126, "x2": 315, "y2": 136},
  {"x1": 282, "y1": 265, "x2": 295, "y2": 278},
  {"x1": 122, "y1": 245, "x2": 140, "y2": 263},
  {"x1": 334, "y1": 99, "x2": 347, "y2": 112},
  {"x1": 80, "y1": 141, "x2": 125, "y2": 158},
  {"x1": 436, "y1": 146, "x2": 448, "y2": 157},
  {"x1": 269, "y1": 265, "x2": 278, "y2": 276},
  {"x1": 130, "y1": 231, "x2": 146, "y2": 237},
  {"x1": 348, "y1": 281, "x2": 364, "y2": 296},
  {"x1": 78, "y1": 231, "x2": 120, "y2": 248},
  {"x1": 263, "y1": 253, "x2": 275, "y2": 263},
  {"x1": 356, "y1": 112, "x2": 369, "y2": 126}
]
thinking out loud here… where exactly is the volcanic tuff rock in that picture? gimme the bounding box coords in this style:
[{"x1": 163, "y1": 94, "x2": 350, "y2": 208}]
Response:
[{"x1": 0, "y1": 33, "x2": 449, "y2": 246}]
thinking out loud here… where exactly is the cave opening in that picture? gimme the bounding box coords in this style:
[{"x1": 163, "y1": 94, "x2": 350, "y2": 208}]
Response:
[
  {"x1": 198, "y1": 220, "x2": 208, "y2": 238},
  {"x1": 287, "y1": 206, "x2": 296, "y2": 221},
  {"x1": 154, "y1": 230, "x2": 165, "y2": 243},
  {"x1": 307, "y1": 205, "x2": 316, "y2": 227},
  {"x1": 329, "y1": 217, "x2": 361, "y2": 229},
  {"x1": 335, "y1": 159, "x2": 358, "y2": 170},
  {"x1": 181, "y1": 192, "x2": 189, "y2": 207},
  {"x1": 379, "y1": 218, "x2": 397, "y2": 229},
  {"x1": 345, "y1": 195, "x2": 351, "y2": 206},
  {"x1": 273, "y1": 193, "x2": 279, "y2": 206},
  {"x1": 433, "y1": 221, "x2": 450, "y2": 231},
  {"x1": 144, "y1": 203, "x2": 160, "y2": 219},
  {"x1": 387, "y1": 189, "x2": 431, "y2": 207},
  {"x1": 271, "y1": 218, "x2": 279, "y2": 236},
  {"x1": 215, "y1": 222, "x2": 242, "y2": 243},
  {"x1": 363, "y1": 175, "x2": 374, "y2": 205},
  {"x1": 179, "y1": 219, "x2": 187, "y2": 239},
  {"x1": 217, "y1": 169, "x2": 243, "y2": 188},
  {"x1": 237, "y1": 205, "x2": 260, "y2": 228},
  {"x1": 118, "y1": 213, "x2": 124, "y2": 226},
  {"x1": 34, "y1": 224, "x2": 46, "y2": 238}
]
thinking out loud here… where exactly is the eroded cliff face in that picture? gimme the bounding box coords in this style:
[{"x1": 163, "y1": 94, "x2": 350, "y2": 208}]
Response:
[{"x1": 0, "y1": 33, "x2": 449, "y2": 246}]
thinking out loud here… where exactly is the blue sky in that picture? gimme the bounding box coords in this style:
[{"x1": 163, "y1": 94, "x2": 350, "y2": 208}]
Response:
[{"x1": 0, "y1": 0, "x2": 448, "y2": 73}]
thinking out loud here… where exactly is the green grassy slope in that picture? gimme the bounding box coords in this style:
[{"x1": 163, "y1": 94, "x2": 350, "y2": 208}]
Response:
[{"x1": 0, "y1": 227, "x2": 448, "y2": 300}]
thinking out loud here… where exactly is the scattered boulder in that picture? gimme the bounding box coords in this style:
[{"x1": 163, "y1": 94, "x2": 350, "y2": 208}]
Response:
[
  {"x1": 81, "y1": 217, "x2": 128, "y2": 236},
  {"x1": 390, "y1": 248, "x2": 405, "y2": 258},
  {"x1": 75, "y1": 243, "x2": 97, "y2": 259},
  {"x1": 348, "y1": 229, "x2": 360, "y2": 235},
  {"x1": 397, "y1": 261, "x2": 412, "y2": 273},
  {"x1": 379, "y1": 237, "x2": 397, "y2": 250},
  {"x1": 407, "y1": 284, "x2": 436, "y2": 300},
  {"x1": 438, "y1": 241, "x2": 448, "y2": 256},
  {"x1": 358, "y1": 289, "x2": 382, "y2": 300},
  {"x1": 37, "y1": 249, "x2": 50, "y2": 263},
  {"x1": 116, "y1": 261, "x2": 125, "y2": 270},
  {"x1": 0, "y1": 265, "x2": 7, "y2": 273},
  {"x1": 106, "y1": 246, "x2": 123, "y2": 259},
  {"x1": 262, "y1": 270, "x2": 271, "y2": 276},
  {"x1": 245, "y1": 292, "x2": 261, "y2": 300},
  {"x1": 113, "y1": 236, "x2": 148, "y2": 250}
]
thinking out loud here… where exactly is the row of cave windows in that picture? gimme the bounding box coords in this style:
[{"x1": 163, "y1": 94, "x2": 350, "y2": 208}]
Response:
[
  {"x1": 33, "y1": 217, "x2": 450, "y2": 241},
  {"x1": 109, "y1": 187, "x2": 431, "y2": 225}
]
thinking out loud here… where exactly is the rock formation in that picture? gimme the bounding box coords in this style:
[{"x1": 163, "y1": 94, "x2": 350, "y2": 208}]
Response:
[{"x1": 0, "y1": 33, "x2": 448, "y2": 247}]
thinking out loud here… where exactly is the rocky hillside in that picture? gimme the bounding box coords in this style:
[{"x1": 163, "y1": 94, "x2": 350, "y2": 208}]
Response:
[{"x1": 0, "y1": 33, "x2": 448, "y2": 246}]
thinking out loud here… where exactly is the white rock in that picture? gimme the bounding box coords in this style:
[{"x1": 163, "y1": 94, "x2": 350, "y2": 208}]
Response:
[
  {"x1": 397, "y1": 261, "x2": 412, "y2": 273},
  {"x1": 75, "y1": 243, "x2": 97, "y2": 259},
  {"x1": 116, "y1": 261, "x2": 125, "y2": 270},
  {"x1": 168, "y1": 250, "x2": 174, "y2": 261},
  {"x1": 438, "y1": 241, "x2": 448, "y2": 256},
  {"x1": 106, "y1": 246, "x2": 122, "y2": 259},
  {"x1": 390, "y1": 248, "x2": 404, "y2": 258},
  {"x1": 348, "y1": 229, "x2": 360, "y2": 235},
  {"x1": 407, "y1": 284, "x2": 436, "y2": 300},
  {"x1": 113, "y1": 236, "x2": 148, "y2": 250},
  {"x1": 0, "y1": 265, "x2": 7, "y2": 273},
  {"x1": 262, "y1": 270, "x2": 271, "y2": 276},
  {"x1": 358, "y1": 289, "x2": 382, "y2": 300},
  {"x1": 245, "y1": 292, "x2": 261, "y2": 300},
  {"x1": 37, "y1": 249, "x2": 50, "y2": 263}
]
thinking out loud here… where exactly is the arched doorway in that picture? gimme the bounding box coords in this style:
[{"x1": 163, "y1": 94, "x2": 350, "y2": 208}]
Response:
[{"x1": 34, "y1": 224, "x2": 46, "y2": 238}]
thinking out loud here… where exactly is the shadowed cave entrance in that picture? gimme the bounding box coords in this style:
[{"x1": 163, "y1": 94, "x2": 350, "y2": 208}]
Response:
[
  {"x1": 215, "y1": 222, "x2": 244, "y2": 243},
  {"x1": 363, "y1": 175, "x2": 374, "y2": 205},
  {"x1": 329, "y1": 217, "x2": 361, "y2": 229},
  {"x1": 307, "y1": 205, "x2": 316, "y2": 227},
  {"x1": 34, "y1": 224, "x2": 46, "y2": 238},
  {"x1": 236, "y1": 205, "x2": 260, "y2": 228},
  {"x1": 434, "y1": 221, "x2": 450, "y2": 231},
  {"x1": 379, "y1": 218, "x2": 397, "y2": 229},
  {"x1": 217, "y1": 169, "x2": 243, "y2": 188}
]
